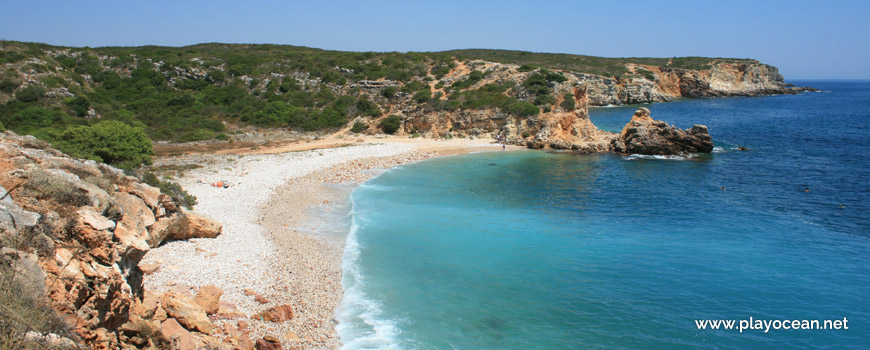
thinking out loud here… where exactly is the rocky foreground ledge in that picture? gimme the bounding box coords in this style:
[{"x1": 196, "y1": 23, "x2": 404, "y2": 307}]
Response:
[{"x1": 0, "y1": 132, "x2": 243, "y2": 349}]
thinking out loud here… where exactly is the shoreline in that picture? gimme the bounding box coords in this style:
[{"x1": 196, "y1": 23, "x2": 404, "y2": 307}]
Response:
[{"x1": 141, "y1": 138, "x2": 520, "y2": 348}]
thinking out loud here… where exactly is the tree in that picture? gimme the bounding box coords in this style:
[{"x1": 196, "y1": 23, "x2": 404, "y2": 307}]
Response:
[
  {"x1": 560, "y1": 93, "x2": 576, "y2": 110},
  {"x1": 53, "y1": 120, "x2": 154, "y2": 169}
]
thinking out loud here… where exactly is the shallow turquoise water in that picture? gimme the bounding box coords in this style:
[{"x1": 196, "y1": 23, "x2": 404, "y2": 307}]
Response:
[{"x1": 338, "y1": 81, "x2": 870, "y2": 349}]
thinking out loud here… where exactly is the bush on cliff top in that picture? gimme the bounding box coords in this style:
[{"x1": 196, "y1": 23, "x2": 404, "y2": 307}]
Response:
[
  {"x1": 52, "y1": 120, "x2": 154, "y2": 170},
  {"x1": 381, "y1": 115, "x2": 401, "y2": 134}
]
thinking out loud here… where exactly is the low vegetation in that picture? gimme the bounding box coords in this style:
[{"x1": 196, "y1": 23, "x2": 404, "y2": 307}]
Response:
[
  {"x1": 380, "y1": 115, "x2": 401, "y2": 134},
  {"x1": 0, "y1": 40, "x2": 752, "y2": 160},
  {"x1": 143, "y1": 172, "x2": 197, "y2": 210}
]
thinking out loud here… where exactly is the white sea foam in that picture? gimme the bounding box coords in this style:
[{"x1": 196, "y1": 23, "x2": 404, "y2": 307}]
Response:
[
  {"x1": 624, "y1": 154, "x2": 689, "y2": 160},
  {"x1": 712, "y1": 146, "x2": 725, "y2": 153},
  {"x1": 337, "y1": 207, "x2": 403, "y2": 350}
]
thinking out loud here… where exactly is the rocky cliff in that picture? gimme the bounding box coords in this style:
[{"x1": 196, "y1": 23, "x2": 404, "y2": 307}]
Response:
[
  {"x1": 576, "y1": 62, "x2": 814, "y2": 106},
  {"x1": 0, "y1": 132, "x2": 246, "y2": 349}
]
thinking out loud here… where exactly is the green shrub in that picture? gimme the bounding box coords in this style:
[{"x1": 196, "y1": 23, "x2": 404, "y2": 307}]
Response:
[
  {"x1": 522, "y1": 130, "x2": 531, "y2": 138},
  {"x1": 518, "y1": 64, "x2": 537, "y2": 72},
  {"x1": 351, "y1": 122, "x2": 368, "y2": 133},
  {"x1": 0, "y1": 79, "x2": 18, "y2": 93},
  {"x1": 560, "y1": 93, "x2": 576, "y2": 110},
  {"x1": 143, "y1": 172, "x2": 197, "y2": 209},
  {"x1": 66, "y1": 96, "x2": 90, "y2": 117},
  {"x1": 355, "y1": 97, "x2": 381, "y2": 117},
  {"x1": 413, "y1": 90, "x2": 431, "y2": 103},
  {"x1": 14, "y1": 85, "x2": 43, "y2": 102},
  {"x1": 381, "y1": 86, "x2": 397, "y2": 98},
  {"x1": 52, "y1": 120, "x2": 154, "y2": 169},
  {"x1": 507, "y1": 101, "x2": 539, "y2": 117},
  {"x1": 534, "y1": 93, "x2": 556, "y2": 106},
  {"x1": 380, "y1": 114, "x2": 401, "y2": 134}
]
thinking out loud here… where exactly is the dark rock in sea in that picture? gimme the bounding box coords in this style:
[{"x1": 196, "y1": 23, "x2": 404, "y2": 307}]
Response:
[{"x1": 613, "y1": 107, "x2": 714, "y2": 155}]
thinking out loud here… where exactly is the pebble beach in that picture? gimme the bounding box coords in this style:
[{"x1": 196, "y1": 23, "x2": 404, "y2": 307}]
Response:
[{"x1": 140, "y1": 138, "x2": 512, "y2": 349}]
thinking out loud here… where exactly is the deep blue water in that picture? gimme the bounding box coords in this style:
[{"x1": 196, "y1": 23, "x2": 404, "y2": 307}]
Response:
[{"x1": 338, "y1": 81, "x2": 870, "y2": 349}]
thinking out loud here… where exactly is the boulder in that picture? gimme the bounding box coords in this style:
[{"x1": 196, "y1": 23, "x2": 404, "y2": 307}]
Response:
[
  {"x1": 77, "y1": 207, "x2": 115, "y2": 231},
  {"x1": 238, "y1": 334, "x2": 255, "y2": 350},
  {"x1": 139, "y1": 262, "x2": 161, "y2": 275},
  {"x1": 214, "y1": 301, "x2": 246, "y2": 320},
  {"x1": 1, "y1": 247, "x2": 46, "y2": 296},
  {"x1": 194, "y1": 284, "x2": 223, "y2": 315},
  {"x1": 254, "y1": 335, "x2": 283, "y2": 350},
  {"x1": 0, "y1": 185, "x2": 41, "y2": 232},
  {"x1": 160, "y1": 318, "x2": 195, "y2": 350},
  {"x1": 250, "y1": 305, "x2": 294, "y2": 323},
  {"x1": 114, "y1": 192, "x2": 156, "y2": 228},
  {"x1": 129, "y1": 183, "x2": 162, "y2": 210},
  {"x1": 161, "y1": 292, "x2": 214, "y2": 334},
  {"x1": 614, "y1": 108, "x2": 714, "y2": 155},
  {"x1": 112, "y1": 221, "x2": 150, "y2": 262},
  {"x1": 178, "y1": 212, "x2": 222, "y2": 240},
  {"x1": 147, "y1": 211, "x2": 222, "y2": 246}
]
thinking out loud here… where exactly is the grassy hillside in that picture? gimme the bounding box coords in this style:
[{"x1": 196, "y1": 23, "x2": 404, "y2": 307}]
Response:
[
  {"x1": 443, "y1": 49, "x2": 757, "y2": 77},
  {"x1": 0, "y1": 40, "x2": 756, "y2": 167}
]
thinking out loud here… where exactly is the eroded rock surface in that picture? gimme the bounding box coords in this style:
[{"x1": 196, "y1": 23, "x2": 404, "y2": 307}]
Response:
[{"x1": 613, "y1": 107, "x2": 714, "y2": 155}]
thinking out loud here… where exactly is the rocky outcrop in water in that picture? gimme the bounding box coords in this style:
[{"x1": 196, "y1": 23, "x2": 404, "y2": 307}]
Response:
[{"x1": 611, "y1": 108, "x2": 714, "y2": 155}]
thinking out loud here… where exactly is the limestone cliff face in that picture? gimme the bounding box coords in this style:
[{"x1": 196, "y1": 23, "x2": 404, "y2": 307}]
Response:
[
  {"x1": 349, "y1": 59, "x2": 804, "y2": 152},
  {"x1": 576, "y1": 62, "x2": 811, "y2": 106}
]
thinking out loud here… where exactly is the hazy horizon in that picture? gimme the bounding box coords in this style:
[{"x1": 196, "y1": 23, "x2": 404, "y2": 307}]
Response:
[{"x1": 2, "y1": 0, "x2": 868, "y2": 79}]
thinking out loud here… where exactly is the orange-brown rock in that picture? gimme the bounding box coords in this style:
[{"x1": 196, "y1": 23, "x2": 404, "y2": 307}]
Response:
[
  {"x1": 148, "y1": 211, "x2": 223, "y2": 244},
  {"x1": 0, "y1": 132, "x2": 231, "y2": 350},
  {"x1": 160, "y1": 318, "x2": 196, "y2": 350},
  {"x1": 195, "y1": 284, "x2": 223, "y2": 315},
  {"x1": 253, "y1": 293, "x2": 271, "y2": 304},
  {"x1": 250, "y1": 305, "x2": 294, "y2": 323},
  {"x1": 139, "y1": 262, "x2": 161, "y2": 275},
  {"x1": 181, "y1": 212, "x2": 223, "y2": 239},
  {"x1": 161, "y1": 292, "x2": 214, "y2": 333},
  {"x1": 255, "y1": 335, "x2": 283, "y2": 350},
  {"x1": 238, "y1": 334, "x2": 255, "y2": 350}
]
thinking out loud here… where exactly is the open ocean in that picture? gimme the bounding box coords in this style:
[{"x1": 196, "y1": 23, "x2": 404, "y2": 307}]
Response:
[{"x1": 337, "y1": 81, "x2": 870, "y2": 349}]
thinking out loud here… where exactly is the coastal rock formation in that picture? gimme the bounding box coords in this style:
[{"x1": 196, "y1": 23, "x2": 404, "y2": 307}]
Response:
[
  {"x1": 612, "y1": 108, "x2": 714, "y2": 155},
  {"x1": 0, "y1": 131, "x2": 228, "y2": 349},
  {"x1": 578, "y1": 62, "x2": 817, "y2": 106}
]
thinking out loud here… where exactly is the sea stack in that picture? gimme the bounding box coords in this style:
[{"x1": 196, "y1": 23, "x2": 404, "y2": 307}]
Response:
[{"x1": 612, "y1": 107, "x2": 714, "y2": 155}]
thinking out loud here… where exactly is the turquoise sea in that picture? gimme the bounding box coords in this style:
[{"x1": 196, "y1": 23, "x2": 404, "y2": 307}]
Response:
[{"x1": 337, "y1": 81, "x2": 870, "y2": 349}]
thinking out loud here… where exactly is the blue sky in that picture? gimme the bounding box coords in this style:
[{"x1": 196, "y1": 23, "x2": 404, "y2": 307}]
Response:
[{"x1": 1, "y1": 0, "x2": 867, "y2": 79}]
